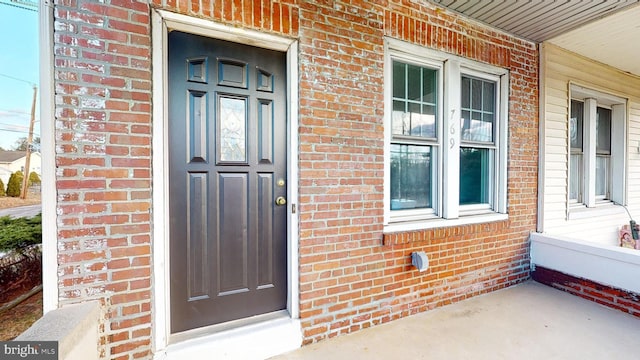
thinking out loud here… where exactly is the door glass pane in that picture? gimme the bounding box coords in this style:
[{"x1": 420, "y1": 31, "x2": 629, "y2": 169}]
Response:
[
  {"x1": 570, "y1": 100, "x2": 583, "y2": 151},
  {"x1": 219, "y1": 96, "x2": 247, "y2": 162},
  {"x1": 460, "y1": 147, "x2": 491, "y2": 205},
  {"x1": 596, "y1": 107, "x2": 611, "y2": 154},
  {"x1": 595, "y1": 155, "x2": 609, "y2": 198},
  {"x1": 390, "y1": 144, "x2": 432, "y2": 210},
  {"x1": 569, "y1": 153, "x2": 583, "y2": 202}
]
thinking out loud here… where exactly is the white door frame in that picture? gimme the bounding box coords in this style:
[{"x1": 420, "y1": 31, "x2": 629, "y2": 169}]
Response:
[{"x1": 151, "y1": 9, "x2": 300, "y2": 357}]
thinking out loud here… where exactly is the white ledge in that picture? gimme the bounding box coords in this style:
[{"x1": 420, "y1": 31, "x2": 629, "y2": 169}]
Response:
[
  {"x1": 17, "y1": 300, "x2": 101, "y2": 360},
  {"x1": 530, "y1": 232, "x2": 640, "y2": 293},
  {"x1": 384, "y1": 213, "x2": 508, "y2": 234}
]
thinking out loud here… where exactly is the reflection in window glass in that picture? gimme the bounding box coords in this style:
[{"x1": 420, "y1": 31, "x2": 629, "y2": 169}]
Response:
[
  {"x1": 570, "y1": 100, "x2": 584, "y2": 202},
  {"x1": 595, "y1": 107, "x2": 611, "y2": 199},
  {"x1": 596, "y1": 107, "x2": 611, "y2": 154},
  {"x1": 390, "y1": 144, "x2": 432, "y2": 210},
  {"x1": 461, "y1": 76, "x2": 494, "y2": 142},
  {"x1": 595, "y1": 155, "x2": 609, "y2": 198},
  {"x1": 391, "y1": 61, "x2": 437, "y2": 139},
  {"x1": 569, "y1": 154, "x2": 583, "y2": 202},
  {"x1": 459, "y1": 147, "x2": 490, "y2": 205}
]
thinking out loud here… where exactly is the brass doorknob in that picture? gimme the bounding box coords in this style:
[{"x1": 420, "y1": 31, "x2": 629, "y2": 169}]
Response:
[{"x1": 275, "y1": 196, "x2": 287, "y2": 206}]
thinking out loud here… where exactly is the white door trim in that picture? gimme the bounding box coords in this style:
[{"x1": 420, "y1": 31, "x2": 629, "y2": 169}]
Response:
[{"x1": 151, "y1": 9, "x2": 300, "y2": 358}]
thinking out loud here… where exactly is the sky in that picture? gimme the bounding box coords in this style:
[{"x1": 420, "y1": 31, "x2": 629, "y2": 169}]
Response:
[{"x1": 0, "y1": 2, "x2": 39, "y2": 151}]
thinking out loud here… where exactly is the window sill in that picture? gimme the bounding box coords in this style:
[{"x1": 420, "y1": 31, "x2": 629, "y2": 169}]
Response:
[
  {"x1": 384, "y1": 212, "x2": 508, "y2": 234},
  {"x1": 567, "y1": 202, "x2": 626, "y2": 220}
]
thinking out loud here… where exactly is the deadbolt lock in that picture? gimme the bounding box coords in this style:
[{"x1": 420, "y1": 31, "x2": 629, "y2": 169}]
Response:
[
  {"x1": 275, "y1": 196, "x2": 287, "y2": 206},
  {"x1": 277, "y1": 179, "x2": 285, "y2": 187}
]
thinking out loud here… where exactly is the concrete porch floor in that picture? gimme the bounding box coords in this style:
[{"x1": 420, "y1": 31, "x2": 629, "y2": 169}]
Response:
[{"x1": 272, "y1": 281, "x2": 640, "y2": 360}]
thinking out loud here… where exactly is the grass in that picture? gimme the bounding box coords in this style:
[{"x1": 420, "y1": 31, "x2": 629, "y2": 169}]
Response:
[
  {"x1": 0, "y1": 196, "x2": 41, "y2": 210},
  {"x1": 0, "y1": 290, "x2": 42, "y2": 340},
  {"x1": 0, "y1": 195, "x2": 43, "y2": 340}
]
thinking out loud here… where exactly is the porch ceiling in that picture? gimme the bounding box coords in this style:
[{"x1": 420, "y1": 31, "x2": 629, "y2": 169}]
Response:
[{"x1": 431, "y1": 0, "x2": 640, "y2": 76}]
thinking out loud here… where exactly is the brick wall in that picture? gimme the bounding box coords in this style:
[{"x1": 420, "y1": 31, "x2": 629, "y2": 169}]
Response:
[
  {"x1": 296, "y1": 0, "x2": 538, "y2": 343},
  {"x1": 53, "y1": 0, "x2": 152, "y2": 359},
  {"x1": 51, "y1": 0, "x2": 538, "y2": 358},
  {"x1": 533, "y1": 267, "x2": 640, "y2": 318}
]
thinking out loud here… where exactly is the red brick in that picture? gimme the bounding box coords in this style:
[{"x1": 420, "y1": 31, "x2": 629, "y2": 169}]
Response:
[{"x1": 52, "y1": 0, "x2": 538, "y2": 355}]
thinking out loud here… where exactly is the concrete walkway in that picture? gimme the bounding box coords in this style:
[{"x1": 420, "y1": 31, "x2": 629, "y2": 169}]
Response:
[{"x1": 273, "y1": 281, "x2": 640, "y2": 360}]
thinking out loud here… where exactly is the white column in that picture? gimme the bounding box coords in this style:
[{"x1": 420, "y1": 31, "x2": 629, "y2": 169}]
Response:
[{"x1": 442, "y1": 60, "x2": 460, "y2": 219}]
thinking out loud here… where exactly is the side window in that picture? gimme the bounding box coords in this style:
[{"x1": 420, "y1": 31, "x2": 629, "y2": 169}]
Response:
[{"x1": 569, "y1": 86, "x2": 626, "y2": 210}]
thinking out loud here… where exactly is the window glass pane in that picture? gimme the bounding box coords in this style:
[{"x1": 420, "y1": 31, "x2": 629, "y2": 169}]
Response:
[
  {"x1": 569, "y1": 153, "x2": 582, "y2": 202},
  {"x1": 461, "y1": 76, "x2": 494, "y2": 143},
  {"x1": 483, "y1": 81, "x2": 495, "y2": 112},
  {"x1": 461, "y1": 77, "x2": 470, "y2": 108},
  {"x1": 459, "y1": 147, "x2": 491, "y2": 205},
  {"x1": 393, "y1": 62, "x2": 405, "y2": 98},
  {"x1": 570, "y1": 100, "x2": 583, "y2": 151},
  {"x1": 461, "y1": 110, "x2": 470, "y2": 139},
  {"x1": 390, "y1": 144, "x2": 432, "y2": 210},
  {"x1": 471, "y1": 78, "x2": 482, "y2": 110},
  {"x1": 392, "y1": 61, "x2": 438, "y2": 140},
  {"x1": 411, "y1": 110, "x2": 435, "y2": 138},
  {"x1": 595, "y1": 155, "x2": 609, "y2": 198},
  {"x1": 596, "y1": 107, "x2": 611, "y2": 154},
  {"x1": 392, "y1": 100, "x2": 406, "y2": 135},
  {"x1": 407, "y1": 64, "x2": 421, "y2": 101},
  {"x1": 422, "y1": 69, "x2": 437, "y2": 104},
  {"x1": 408, "y1": 102, "x2": 421, "y2": 137},
  {"x1": 420, "y1": 105, "x2": 436, "y2": 138}
]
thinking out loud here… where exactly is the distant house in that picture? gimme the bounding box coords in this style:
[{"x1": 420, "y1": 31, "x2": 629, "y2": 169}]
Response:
[
  {"x1": 0, "y1": 167, "x2": 10, "y2": 188},
  {"x1": 0, "y1": 150, "x2": 42, "y2": 185}
]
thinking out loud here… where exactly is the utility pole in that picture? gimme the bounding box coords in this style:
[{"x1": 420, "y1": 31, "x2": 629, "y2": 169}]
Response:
[{"x1": 20, "y1": 85, "x2": 37, "y2": 199}]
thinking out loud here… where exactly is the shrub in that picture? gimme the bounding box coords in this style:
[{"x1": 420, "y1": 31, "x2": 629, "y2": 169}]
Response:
[
  {"x1": 0, "y1": 213, "x2": 42, "y2": 252},
  {"x1": 0, "y1": 244, "x2": 41, "y2": 303},
  {"x1": 6, "y1": 171, "x2": 23, "y2": 197},
  {"x1": 28, "y1": 172, "x2": 41, "y2": 186},
  {"x1": 0, "y1": 178, "x2": 5, "y2": 196}
]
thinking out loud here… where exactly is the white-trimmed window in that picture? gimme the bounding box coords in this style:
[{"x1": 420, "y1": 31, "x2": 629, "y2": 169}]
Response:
[
  {"x1": 384, "y1": 38, "x2": 509, "y2": 231},
  {"x1": 569, "y1": 85, "x2": 626, "y2": 209}
]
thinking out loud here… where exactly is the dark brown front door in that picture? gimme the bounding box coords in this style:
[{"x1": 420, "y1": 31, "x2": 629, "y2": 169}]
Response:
[{"x1": 168, "y1": 31, "x2": 288, "y2": 333}]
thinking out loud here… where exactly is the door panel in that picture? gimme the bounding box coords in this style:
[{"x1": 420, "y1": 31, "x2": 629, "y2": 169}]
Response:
[{"x1": 168, "y1": 31, "x2": 287, "y2": 333}]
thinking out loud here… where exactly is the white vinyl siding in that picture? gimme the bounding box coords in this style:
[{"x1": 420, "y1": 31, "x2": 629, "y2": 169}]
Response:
[{"x1": 540, "y1": 43, "x2": 640, "y2": 246}]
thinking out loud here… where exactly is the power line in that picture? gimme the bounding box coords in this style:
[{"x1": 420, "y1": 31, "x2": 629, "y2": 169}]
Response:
[
  {"x1": 0, "y1": 108, "x2": 31, "y2": 116},
  {"x1": 0, "y1": 113, "x2": 37, "y2": 121},
  {"x1": 0, "y1": 0, "x2": 37, "y2": 12},
  {"x1": 0, "y1": 122, "x2": 29, "y2": 130},
  {"x1": 0, "y1": 128, "x2": 29, "y2": 134},
  {"x1": 0, "y1": 73, "x2": 36, "y2": 86},
  {"x1": 0, "y1": 125, "x2": 29, "y2": 131}
]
